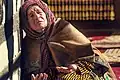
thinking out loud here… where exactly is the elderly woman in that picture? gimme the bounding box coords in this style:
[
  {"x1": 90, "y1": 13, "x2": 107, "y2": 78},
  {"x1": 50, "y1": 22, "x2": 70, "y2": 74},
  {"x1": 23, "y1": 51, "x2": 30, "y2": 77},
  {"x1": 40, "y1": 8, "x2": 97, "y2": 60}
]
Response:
[{"x1": 20, "y1": 0, "x2": 116, "y2": 80}]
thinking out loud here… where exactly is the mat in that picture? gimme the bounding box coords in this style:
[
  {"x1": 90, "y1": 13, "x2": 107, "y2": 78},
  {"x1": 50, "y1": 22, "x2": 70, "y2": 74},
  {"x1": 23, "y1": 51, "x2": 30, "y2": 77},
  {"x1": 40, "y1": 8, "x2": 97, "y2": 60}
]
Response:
[
  {"x1": 89, "y1": 32, "x2": 120, "y2": 48},
  {"x1": 103, "y1": 48, "x2": 120, "y2": 63}
]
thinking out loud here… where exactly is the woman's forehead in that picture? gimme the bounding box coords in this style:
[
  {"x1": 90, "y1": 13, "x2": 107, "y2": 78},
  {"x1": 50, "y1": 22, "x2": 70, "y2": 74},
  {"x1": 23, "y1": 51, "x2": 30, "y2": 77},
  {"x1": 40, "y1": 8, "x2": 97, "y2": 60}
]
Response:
[{"x1": 27, "y1": 5, "x2": 44, "y2": 14}]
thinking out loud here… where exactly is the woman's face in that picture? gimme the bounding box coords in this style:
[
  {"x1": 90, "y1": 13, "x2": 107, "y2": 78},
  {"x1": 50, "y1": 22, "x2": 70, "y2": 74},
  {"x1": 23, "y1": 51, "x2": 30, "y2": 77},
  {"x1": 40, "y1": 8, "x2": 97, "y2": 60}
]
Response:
[{"x1": 27, "y1": 5, "x2": 47, "y2": 32}]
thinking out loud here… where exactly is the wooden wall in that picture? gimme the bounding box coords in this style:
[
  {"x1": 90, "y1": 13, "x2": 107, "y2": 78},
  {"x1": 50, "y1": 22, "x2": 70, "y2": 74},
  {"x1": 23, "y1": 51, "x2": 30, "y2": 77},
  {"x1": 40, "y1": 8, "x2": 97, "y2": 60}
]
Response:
[{"x1": 69, "y1": 0, "x2": 120, "y2": 30}]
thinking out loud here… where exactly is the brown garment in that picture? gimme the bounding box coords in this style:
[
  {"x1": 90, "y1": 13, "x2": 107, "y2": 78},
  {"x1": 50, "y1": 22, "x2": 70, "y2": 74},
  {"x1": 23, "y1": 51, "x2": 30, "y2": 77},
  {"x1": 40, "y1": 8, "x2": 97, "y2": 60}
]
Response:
[
  {"x1": 47, "y1": 18, "x2": 93, "y2": 66},
  {"x1": 47, "y1": 18, "x2": 117, "y2": 79},
  {"x1": 21, "y1": 18, "x2": 116, "y2": 80}
]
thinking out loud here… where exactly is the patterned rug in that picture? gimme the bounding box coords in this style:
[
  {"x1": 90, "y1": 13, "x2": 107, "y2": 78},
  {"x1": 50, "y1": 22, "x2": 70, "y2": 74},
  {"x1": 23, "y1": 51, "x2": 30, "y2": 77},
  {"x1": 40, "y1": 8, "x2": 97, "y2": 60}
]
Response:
[
  {"x1": 103, "y1": 48, "x2": 120, "y2": 63},
  {"x1": 89, "y1": 32, "x2": 120, "y2": 48},
  {"x1": 88, "y1": 32, "x2": 120, "y2": 63}
]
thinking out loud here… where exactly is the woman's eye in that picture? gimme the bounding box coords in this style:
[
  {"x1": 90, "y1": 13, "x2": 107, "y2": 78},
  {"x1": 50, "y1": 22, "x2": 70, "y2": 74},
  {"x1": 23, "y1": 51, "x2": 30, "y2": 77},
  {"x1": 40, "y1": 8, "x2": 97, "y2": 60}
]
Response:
[
  {"x1": 37, "y1": 11, "x2": 41, "y2": 14},
  {"x1": 36, "y1": 9, "x2": 42, "y2": 14},
  {"x1": 30, "y1": 14, "x2": 34, "y2": 17}
]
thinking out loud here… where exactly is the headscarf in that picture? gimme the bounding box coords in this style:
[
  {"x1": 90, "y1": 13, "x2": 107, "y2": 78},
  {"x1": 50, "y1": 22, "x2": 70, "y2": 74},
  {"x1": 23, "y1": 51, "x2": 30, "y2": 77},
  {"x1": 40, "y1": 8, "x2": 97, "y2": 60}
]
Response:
[{"x1": 20, "y1": 0, "x2": 55, "y2": 39}]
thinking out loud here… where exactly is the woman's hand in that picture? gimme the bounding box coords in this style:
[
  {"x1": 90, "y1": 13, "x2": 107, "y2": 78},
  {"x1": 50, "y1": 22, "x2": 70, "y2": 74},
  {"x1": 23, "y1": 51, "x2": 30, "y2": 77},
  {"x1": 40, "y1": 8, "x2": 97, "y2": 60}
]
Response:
[
  {"x1": 56, "y1": 64, "x2": 78, "y2": 73},
  {"x1": 31, "y1": 73, "x2": 48, "y2": 80},
  {"x1": 56, "y1": 66, "x2": 73, "y2": 73}
]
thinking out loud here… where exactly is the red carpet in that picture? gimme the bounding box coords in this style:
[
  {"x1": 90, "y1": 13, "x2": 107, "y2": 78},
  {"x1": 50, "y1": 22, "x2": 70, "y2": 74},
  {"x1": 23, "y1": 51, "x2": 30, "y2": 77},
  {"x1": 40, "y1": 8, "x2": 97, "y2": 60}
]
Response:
[{"x1": 112, "y1": 67, "x2": 120, "y2": 80}]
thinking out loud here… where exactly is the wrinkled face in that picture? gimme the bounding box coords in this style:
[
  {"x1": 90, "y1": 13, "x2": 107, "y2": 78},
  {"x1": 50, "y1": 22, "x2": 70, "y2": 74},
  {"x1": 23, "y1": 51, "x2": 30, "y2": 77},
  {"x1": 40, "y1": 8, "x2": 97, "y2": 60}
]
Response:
[{"x1": 27, "y1": 5, "x2": 47, "y2": 32}]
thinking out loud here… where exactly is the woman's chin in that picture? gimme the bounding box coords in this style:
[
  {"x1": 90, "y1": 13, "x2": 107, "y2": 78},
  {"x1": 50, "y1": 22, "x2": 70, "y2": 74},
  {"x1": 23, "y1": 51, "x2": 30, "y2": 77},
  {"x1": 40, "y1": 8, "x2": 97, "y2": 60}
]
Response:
[{"x1": 35, "y1": 28, "x2": 45, "y2": 32}]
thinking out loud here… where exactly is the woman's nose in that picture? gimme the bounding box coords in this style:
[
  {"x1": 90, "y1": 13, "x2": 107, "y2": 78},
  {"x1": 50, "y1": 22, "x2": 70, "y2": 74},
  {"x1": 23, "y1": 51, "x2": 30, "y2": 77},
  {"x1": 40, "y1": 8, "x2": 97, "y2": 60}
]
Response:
[{"x1": 34, "y1": 12, "x2": 40, "y2": 19}]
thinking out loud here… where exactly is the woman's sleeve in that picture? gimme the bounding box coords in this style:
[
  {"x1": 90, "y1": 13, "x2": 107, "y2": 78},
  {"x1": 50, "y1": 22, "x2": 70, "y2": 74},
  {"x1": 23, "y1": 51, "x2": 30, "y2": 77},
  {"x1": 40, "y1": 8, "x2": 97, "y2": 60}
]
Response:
[{"x1": 46, "y1": 51, "x2": 59, "y2": 80}]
